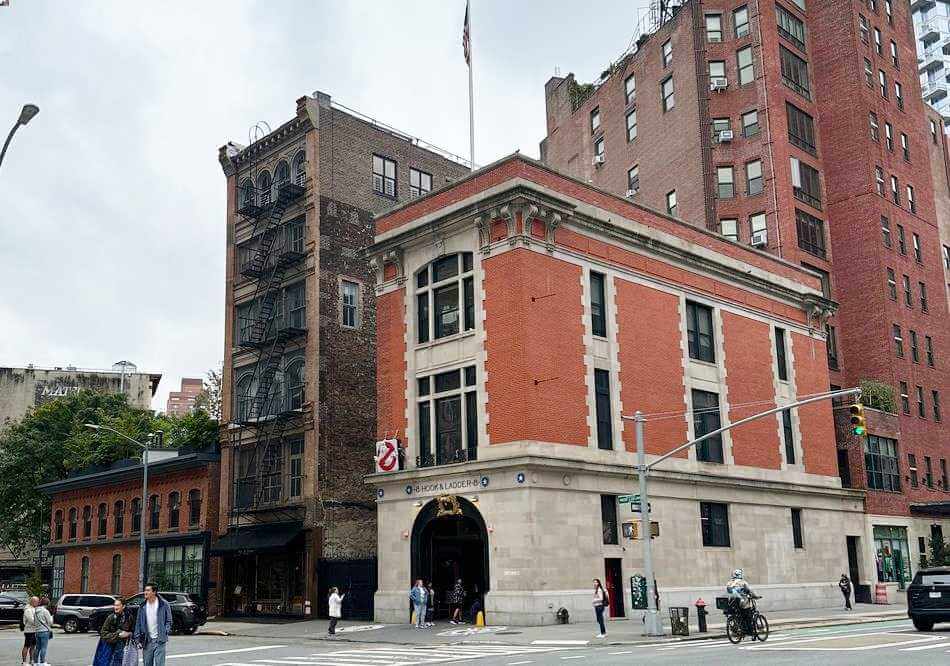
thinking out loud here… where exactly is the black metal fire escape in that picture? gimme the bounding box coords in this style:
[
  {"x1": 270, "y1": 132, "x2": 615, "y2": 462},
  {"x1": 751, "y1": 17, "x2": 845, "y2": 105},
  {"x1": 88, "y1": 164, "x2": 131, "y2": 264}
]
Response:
[{"x1": 230, "y1": 172, "x2": 307, "y2": 523}]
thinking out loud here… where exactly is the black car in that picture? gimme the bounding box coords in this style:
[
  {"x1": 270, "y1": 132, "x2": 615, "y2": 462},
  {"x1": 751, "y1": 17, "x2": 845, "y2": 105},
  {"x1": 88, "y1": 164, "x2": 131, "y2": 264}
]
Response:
[
  {"x1": 0, "y1": 593, "x2": 27, "y2": 624},
  {"x1": 89, "y1": 592, "x2": 207, "y2": 635},
  {"x1": 907, "y1": 567, "x2": 950, "y2": 631}
]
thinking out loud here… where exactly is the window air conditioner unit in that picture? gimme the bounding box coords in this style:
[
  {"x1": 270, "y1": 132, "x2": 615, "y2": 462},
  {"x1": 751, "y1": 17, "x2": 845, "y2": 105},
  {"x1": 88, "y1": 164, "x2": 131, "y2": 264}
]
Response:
[
  {"x1": 710, "y1": 77, "x2": 728, "y2": 91},
  {"x1": 751, "y1": 230, "x2": 768, "y2": 247},
  {"x1": 592, "y1": 154, "x2": 606, "y2": 166},
  {"x1": 717, "y1": 129, "x2": 734, "y2": 142}
]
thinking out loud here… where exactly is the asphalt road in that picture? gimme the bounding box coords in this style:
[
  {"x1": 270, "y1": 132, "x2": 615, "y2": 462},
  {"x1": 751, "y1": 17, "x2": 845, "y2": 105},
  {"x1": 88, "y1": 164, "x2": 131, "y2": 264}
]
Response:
[{"x1": 4, "y1": 619, "x2": 950, "y2": 665}]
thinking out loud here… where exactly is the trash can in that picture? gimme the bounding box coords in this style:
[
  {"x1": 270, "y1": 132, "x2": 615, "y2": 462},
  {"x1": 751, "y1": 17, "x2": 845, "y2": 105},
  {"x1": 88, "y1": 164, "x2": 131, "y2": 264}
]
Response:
[{"x1": 669, "y1": 606, "x2": 689, "y2": 636}]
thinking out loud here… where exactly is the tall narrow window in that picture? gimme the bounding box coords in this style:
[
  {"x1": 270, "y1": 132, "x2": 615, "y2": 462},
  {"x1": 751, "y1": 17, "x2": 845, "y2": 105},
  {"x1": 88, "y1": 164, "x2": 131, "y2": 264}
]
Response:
[
  {"x1": 907, "y1": 185, "x2": 916, "y2": 213},
  {"x1": 895, "y1": 81, "x2": 904, "y2": 109},
  {"x1": 790, "y1": 157, "x2": 821, "y2": 208},
  {"x1": 624, "y1": 74, "x2": 636, "y2": 105},
  {"x1": 779, "y1": 47, "x2": 811, "y2": 99},
  {"x1": 868, "y1": 112, "x2": 879, "y2": 142},
  {"x1": 925, "y1": 456, "x2": 935, "y2": 487},
  {"x1": 149, "y1": 494, "x2": 160, "y2": 531},
  {"x1": 54, "y1": 510, "x2": 63, "y2": 542},
  {"x1": 884, "y1": 122, "x2": 893, "y2": 151},
  {"x1": 893, "y1": 324, "x2": 903, "y2": 357},
  {"x1": 897, "y1": 224, "x2": 906, "y2": 254},
  {"x1": 686, "y1": 301, "x2": 715, "y2": 362},
  {"x1": 590, "y1": 107, "x2": 601, "y2": 134},
  {"x1": 188, "y1": 489, "x2": 202, "y2": 526},
  {"x1": 97, "y1": 503, "x2": 107, "y2": 537},
  {"x1": 737, "y1": 47, "x2": 754, "y2": 85},
  {"x1": 782, "y1": 409, "x2": 795, "y2": 464},
  {"x1": 625, "y1": 109, "x2": 638, "y2": 142},
  {"x1": 590, "y1": 272, "x2": 607, "y2": 337},
  {"x1": 903, "y1": 274, "x2": 912, "y2": 306},
  {"x1": 886, "y1": 268, "x2": 897, "y2": 300},
  {"x1": 775, "y1": 327, "x2": 788, "y2": 381},
  {"x1": 692, "y1": 389, "x2": 724, "y2": 463},
  {"x1": 168, "y1": 491, "x2": 180, "y2": 529},
  {"x1": 920, "y1": 282, "x2": 929, "y2": 312},
  {"x1": 706, "y1": 14, "x2": 722, "y2": 42},
  {"x1": 734, "y1": 6, "x2": 749, "y2": 38},
  {"x1": 82, "y1": 506, "x2": 91, "y2": 539},
  {"x1": 341, "y1": 280, "x2": 360, "y2": 328},
  {"x1": 909, "y1": 453, "x2": 919, "y2": 488},
  {"x1": 111, "y1": 555, "x2": 121, "y2": 596},
  {"x1": 795, "y1": 209, "x2": 825, "y2": 257},
  {"x1": 787, "y1": 103, "x2": 816, "y2": 154},
  {"x1": 942, "y1": 458, "x2": 949, "y2": 490},
  {"x1": 68, "y1": 508, "x2": 77, "y2": 540},
  {"x1": 917, "y1": 386, "x2": 926, "y2": 418},
  {"x1": 875, "y1": 167, "x2": 885, "y2": 195},
  {"x1": 791, "y1": 509, "x2": 804, "y2": 548},
  {"x1": 864, "y1": 59, "x2": 873, "y2": 87},
  {"x1": 372, "y1": 154, "x2": 396, "y2": 197},
  {"x1": 627, "y1": 165, "x2": 640, "y2": 195},
  {"x1": 80, "y1": 556, "x2": 90, "y2": 593},
  {"x1": 666, "y1": 189, "x2": 677, "y2": 216},
  {"x1": 881, "y1": 216, "x2": 891, "y2": 247},
  {"x1": 662, "y1": 77, "x2": 675, "y2": 112},
  {"x1": 416, "y1": 253, "x2": 475, "y2": 343},
  {"x1": 594, "y1": 369, "x2": 613, "y2": 451},
  {"x1": 910, "y1": 330, "x2": 919, "y2": 363},
  {"x1": 717, "y1": 165, "x2": 735, "y2": 198},
  {"x1": 601, "y1": 495, "x2": 619, "y2": 545},
  {"x1": 900, "y1": 381, "x2": 910, "y2": 414},
  {"x1": 825, "y1": 324, "x2": 839, "y2": 370},
  {"x1": 934, "y1": 391, "x2": 942, "y2": 423},
  {"x1": 746, "y1": 160, "x2": 763, "y2": 195},
  {"x1": 901, "y1": 133, "x2": 909, "y2": 161},
  {"x1": 131, "y1": 498, "x2": 141, "y2": 534},
  {"x1": 662, "y1": 39, "x2": 672, "y2": 67},
  {"x1": 878, "y1": 70, "x2": 887, "y2": 98},
  {"x1": 925, "y1": 336, "x2": 935, "y2": 367},
  {"x1": 912, "y1": 234, "x2": 921, "y2": 263}
]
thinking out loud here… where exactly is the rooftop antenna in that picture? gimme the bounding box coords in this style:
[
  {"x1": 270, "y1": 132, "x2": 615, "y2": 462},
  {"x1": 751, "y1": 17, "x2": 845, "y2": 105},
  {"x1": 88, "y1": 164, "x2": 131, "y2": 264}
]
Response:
[{"x1": 248, "y1": 121, "x2": 272, "y2": 146}]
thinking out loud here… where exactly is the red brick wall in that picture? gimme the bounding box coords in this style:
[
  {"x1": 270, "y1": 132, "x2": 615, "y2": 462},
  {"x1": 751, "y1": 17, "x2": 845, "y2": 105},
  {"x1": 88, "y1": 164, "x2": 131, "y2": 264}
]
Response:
[
  {"x1": 792, "y1": 332, "x2": 838, "y2": 477},
  {"x1": 376, "y1": 288, "x2": 407, "y2": 439},
  {"x1": 615, "y1": 280, "x2": 688, "y2": 455},
  {"x1": 723, "y1": 313, "x2": 781, "y2": 469},
  {"x1": 483, "y1": 249, "x2": 588, "y2": 445},
  {"x1": 62, "y1": 542, "x2": 139, "y2": 600}
]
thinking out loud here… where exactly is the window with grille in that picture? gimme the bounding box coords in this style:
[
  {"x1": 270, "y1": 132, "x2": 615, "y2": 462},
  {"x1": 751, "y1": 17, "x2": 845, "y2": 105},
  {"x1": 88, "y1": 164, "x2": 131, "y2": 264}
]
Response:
[
  {"x1": 780, "y1": 47, "x2": 810, "y2": 99},
  {"x1": 865, "y1": 435, "x2": 900, "y2": 491},
  {"x1": 795, "y1": 209, "x2": 825, "y2": 257},
  {"x1": 787, "y1": 103, "x2": 816, "y2": 154}
]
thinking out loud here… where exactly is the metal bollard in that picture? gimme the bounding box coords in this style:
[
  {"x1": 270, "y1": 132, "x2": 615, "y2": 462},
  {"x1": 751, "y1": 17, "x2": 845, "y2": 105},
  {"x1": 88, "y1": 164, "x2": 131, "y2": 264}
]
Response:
[{"x1": 695, "y1": 598, "x2": 708, "y2": 633}]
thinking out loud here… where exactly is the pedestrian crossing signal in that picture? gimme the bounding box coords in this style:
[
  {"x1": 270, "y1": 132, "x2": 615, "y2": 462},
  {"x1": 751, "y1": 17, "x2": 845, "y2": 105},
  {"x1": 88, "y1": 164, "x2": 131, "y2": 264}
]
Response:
[{"x1": 849, "y1": 403, "x2": 866, "y2": 436}]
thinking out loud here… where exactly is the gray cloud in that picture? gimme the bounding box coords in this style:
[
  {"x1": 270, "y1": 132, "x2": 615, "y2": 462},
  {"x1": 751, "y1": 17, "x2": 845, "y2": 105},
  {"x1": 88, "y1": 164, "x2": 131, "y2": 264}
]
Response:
[{"x1": 0, "y1": 0, "x2": 648, "y2": 409}]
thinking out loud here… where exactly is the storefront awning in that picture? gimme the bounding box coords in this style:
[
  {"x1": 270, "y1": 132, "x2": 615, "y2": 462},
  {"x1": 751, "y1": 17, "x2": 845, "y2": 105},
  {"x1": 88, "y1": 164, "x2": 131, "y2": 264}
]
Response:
[
  {"x1": 910, "y1": 502, "x2": 950, "y2": 517},
  {"x1": 210, "y1": 522, "x2": 303, "y2": 555}
]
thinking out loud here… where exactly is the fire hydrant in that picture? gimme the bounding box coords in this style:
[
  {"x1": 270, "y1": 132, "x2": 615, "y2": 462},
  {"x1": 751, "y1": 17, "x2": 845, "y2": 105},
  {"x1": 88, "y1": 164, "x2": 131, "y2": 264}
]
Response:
[{"x1": 695, "y1": 598, "x2": 708, "y2": 633}]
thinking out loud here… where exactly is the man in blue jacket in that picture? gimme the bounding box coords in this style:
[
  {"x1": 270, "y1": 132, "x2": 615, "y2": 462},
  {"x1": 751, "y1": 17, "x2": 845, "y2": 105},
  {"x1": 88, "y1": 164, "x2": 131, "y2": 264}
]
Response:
[{"x1": 133, "y1": 582, "x2": 172, "y2": 666}]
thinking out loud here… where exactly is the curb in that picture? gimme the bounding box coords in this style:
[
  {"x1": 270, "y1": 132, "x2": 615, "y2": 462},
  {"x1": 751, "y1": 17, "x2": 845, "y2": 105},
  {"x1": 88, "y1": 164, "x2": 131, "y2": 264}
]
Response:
[{"x1": 199, "y1": 612, "x2": 909, "y2": 647}]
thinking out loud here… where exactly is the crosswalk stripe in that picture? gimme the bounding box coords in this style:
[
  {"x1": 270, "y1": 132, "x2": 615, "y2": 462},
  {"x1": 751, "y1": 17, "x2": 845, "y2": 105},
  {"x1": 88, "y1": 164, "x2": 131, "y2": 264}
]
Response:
[{"x1": 900, "y1": 641, "x2": 950, "y2": 651}]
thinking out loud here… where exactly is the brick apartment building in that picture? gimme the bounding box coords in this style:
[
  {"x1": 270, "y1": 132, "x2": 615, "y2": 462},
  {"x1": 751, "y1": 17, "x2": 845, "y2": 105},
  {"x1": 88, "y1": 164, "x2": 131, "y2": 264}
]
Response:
[
  {"x1": 925, "y1": 106, "x2": 950, "y2": 314},
  {"x1": 38, "y1": 447, "x2": 220, "y2": 611},
  {"x1": 165, "y1": 377, "x2": 204, "y2": 416},
  {"x1": 366, "y1": 153, "x2": 866, "y2": 624},
  {"x1": 540, "y1": 0, "x2": 949, "y2": 596},
  {"x1": 214, "y1": 91, "x2": 470, "y2": 619}
]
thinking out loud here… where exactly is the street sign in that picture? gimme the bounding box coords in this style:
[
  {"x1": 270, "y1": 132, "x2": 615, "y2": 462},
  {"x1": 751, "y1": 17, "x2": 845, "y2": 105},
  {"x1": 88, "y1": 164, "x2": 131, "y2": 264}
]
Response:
[
  {"x1": 631, "y1": 502, "x2": 652, "y2": 513},
  {"x1": 618, "y1": 494, "x2": 640, "y2": 504}
]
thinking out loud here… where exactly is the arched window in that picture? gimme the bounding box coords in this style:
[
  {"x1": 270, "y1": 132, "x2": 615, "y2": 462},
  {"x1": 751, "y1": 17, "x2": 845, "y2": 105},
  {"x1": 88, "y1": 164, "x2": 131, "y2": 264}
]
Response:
[
  {"x1": 131, "y1": 498, "x2": 141, "y2": 534},
  {"x1": 188, "y1": 489, "x2": 201, "y2": 527},
  {"x1": 235, "y1": 372, "x2": 256, "y2": 422},
  {"x1": 168, "y1": 491, "x2": 180, "y2": 529},
  {"x1": 68, "y1": 508, "x2": 78, "y2": 540},
  {"x1": 292, "y1": 151, "x2": 306, "y2": 186},
  {"x1": 415, "y1": 252, "x2": 475, "y2": 343},
  {"x1": 149, "y1": 494, "x2": 160, "y2": 531},
  {"x1": 285, "y1": 358, "x2": 305, "y2": 410},
  {"x1": 240, "y1": 179, "x2": 254, "y2": 208},
  {"x1": 111, "y1": 554, "x2": 121, "y2": 595},
  {"x1": 80, "y1": 556, "x2": 90, "y2": 593},
  {"x1": 82, "y1": 505, "x2": 92, "y2": 539},
  {"x1": 97, "y1": 503, "x2": 107, "y2": 537},
  {"x1": 113, "y1": 500, "x2": 124, "y2": 535},
  {"x1": 54, "y1": 510, "x2": 63, "y2": 542},
  {"x1": 274, "y1": 160, "x2": 290, "y2": 186},
  {"x1": 257, "y1": 170, "x2": 272, "y2": 206}
]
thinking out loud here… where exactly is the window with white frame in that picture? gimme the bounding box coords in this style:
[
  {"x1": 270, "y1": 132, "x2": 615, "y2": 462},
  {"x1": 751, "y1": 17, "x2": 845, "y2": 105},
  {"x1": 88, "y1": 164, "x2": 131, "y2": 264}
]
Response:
[
  {"x1": 341, "y1": 279, "x2": 360, "y2": 328},
  {"x1": 720, "y1": 218, "x2": 739, "y2": 242},
  {"x1": 662, "y1": 39, "x2": 672, "y2": 67},
  {"x1": 666, "y1": 189, "x2": 677, "y2": 216},
  {"x1": 626, "y1": 109, "x2": 638, "y2": 142},
  {"x1": 627, "y1": 165, "x2": 640, "y2": 195},
  {"x1": 416, "y1": 252, "x2": 475, "y2": 344},
  {"x1": 706, "y1": 14, "x2": 722, "y2": 42},
  {"x1": 624, "y1": 73, "x2": 636, "y2": 105},
  {"x1": 737, "y1": 47, "x2": 754, "y2": 85},
  {"x1": 734, "y1": 6, "x2": 749, "y2": 38},
  {"x1": 746, "y1": 160, "x2": 763, "y2": 195},
  {"x1": 373, "y1": 154, "x2": 396, "y2": 197},
  {"x1": 417, "y1": 365, "x2": 478, "y2": 467},
  {"x1": 662, "y1": 76, "x2": 675, "y2": 112},
  {"x1": 292, "y1": 151, "x2": 306, "y2": 186},
  {"x1": 590, "y1": 107, "x2": 601, "y2": 134}
]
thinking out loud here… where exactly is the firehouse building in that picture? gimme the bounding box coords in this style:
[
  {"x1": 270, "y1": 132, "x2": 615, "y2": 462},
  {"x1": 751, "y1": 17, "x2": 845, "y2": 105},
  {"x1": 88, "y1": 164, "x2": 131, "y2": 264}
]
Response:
[{"x1": 366, "y1": 155, "x2": 867, "y2": 625}]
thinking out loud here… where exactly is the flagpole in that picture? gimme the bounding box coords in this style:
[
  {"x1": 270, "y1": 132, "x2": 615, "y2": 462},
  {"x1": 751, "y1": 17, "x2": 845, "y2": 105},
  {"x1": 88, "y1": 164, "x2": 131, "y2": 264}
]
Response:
[{"x1": 467, "y1": 1, "x2": 475, "y2": 170}]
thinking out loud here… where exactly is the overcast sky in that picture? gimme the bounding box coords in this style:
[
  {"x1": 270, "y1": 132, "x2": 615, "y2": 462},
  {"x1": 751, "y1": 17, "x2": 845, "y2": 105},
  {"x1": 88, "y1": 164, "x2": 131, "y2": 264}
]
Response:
[{"x1": 0, "y1": 0, "x2": 651, "y2": 411}]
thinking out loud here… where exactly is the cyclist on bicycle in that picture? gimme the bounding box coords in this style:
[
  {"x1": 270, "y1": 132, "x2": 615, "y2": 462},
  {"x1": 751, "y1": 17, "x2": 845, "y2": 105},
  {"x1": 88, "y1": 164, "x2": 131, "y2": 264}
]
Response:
[{"x1": 726, "y1": 569, "x2": 758, "y2": 630}]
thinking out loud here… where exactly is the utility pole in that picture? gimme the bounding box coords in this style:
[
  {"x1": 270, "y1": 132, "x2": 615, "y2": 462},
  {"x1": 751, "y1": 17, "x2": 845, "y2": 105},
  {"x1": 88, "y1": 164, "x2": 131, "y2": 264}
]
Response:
[
  {"x1": 624, "y1": 386, "x2": 861, "y2": 637},
  {"x1": 0, "y1": 104, "x2": 39, "y2": 173}
]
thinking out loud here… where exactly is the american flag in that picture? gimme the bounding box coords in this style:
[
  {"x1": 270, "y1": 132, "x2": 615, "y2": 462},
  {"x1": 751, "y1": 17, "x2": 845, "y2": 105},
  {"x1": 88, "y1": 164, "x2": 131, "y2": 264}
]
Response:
[{"x1": 462, "y1": 0, "x2": 471, "y2": 65}]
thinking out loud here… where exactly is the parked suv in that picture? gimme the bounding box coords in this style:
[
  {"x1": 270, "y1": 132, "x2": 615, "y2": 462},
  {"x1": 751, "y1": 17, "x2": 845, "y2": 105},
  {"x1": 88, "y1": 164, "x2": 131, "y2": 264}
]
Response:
[
  {"x1": 0, "y1": 593, "x2": 27, "y2": 624},
  {"x1": 89, "y1": 592, "x2": 207, "y2": 635},
  {"x1": 908, "y1": 567, "x2": 950, "y2": 631},
  {"x1": 54, "y1": 594, "x2": 118, "y2": 633}
]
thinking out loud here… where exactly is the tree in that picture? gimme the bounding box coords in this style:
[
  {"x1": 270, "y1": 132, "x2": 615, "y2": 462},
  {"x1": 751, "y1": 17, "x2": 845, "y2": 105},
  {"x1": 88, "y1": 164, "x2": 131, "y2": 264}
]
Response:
[
  {"x1": 0, "y1": 390, "x2": 220, "y2": 558},
  {"x1": 193, "y1": 366, "x2": 222, "y2": 421}
]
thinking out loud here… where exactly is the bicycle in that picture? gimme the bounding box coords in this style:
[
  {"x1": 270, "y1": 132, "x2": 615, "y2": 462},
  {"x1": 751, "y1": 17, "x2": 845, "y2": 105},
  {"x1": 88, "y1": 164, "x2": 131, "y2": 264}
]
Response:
[{"x1": 725, "y1": 595, "x2": 770, "y2": 644}]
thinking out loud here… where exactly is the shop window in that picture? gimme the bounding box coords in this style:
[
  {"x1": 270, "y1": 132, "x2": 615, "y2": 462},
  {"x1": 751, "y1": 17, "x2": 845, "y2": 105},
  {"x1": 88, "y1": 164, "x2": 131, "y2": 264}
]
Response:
[{"x1": 874, "y1": 525, "x2": 910, "y2": 583}]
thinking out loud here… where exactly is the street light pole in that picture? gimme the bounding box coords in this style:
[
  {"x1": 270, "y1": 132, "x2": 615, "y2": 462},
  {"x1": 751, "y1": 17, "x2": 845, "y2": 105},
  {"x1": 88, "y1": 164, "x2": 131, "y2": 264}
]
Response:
[
  {"x1": 0, "y1": 104, "x2": 40, "y2": 173},
  {"x1": 85, "y1": 424, "x2": 152, "y2": 590},
  {"x1": 624, "y1": 386, "x2": 862, "y2": 637}
]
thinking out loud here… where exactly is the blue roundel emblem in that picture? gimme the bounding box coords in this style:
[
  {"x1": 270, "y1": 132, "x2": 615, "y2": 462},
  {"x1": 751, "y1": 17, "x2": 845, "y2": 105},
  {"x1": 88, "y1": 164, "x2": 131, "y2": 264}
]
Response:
[
  {"x1": 516, "y1": 472, "x2": 525, "y2": 484},
  {"x1": 405, "y1": 484, "x2": 413, "y2": 495},
  {"x1": 377, "y1": 489, "x2": 384, "y2": 499},
  {"x1": 480, "y1": 476, "x2": 489, "y2": 488}
]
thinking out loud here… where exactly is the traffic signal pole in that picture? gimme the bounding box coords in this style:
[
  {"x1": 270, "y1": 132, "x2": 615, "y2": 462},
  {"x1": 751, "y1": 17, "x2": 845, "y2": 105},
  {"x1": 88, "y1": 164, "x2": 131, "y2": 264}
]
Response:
[{"x1": 623, "y1": 386, "x2": 861, "y2": 637}]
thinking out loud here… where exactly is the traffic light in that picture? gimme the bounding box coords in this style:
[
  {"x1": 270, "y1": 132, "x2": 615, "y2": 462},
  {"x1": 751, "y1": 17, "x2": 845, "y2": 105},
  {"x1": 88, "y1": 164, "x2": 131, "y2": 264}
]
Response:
[{"x1": 849, "y1": 403, "x2": 867, "y2": 436}]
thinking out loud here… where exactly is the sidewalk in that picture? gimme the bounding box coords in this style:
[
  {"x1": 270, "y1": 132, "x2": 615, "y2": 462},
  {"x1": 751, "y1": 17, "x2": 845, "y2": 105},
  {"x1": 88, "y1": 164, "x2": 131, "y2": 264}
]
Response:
[{"x1": 200, "y1": 602, "x2": 909, "y2": 646}]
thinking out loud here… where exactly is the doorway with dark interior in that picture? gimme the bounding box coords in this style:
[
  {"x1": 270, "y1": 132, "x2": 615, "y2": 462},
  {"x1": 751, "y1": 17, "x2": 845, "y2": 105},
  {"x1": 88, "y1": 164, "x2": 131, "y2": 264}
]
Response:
[
  {"x1": 411, "y1": 496, "x2": 489, "y2": 620},
  {"x1": 604, "y1": 558, "x2": 625, "y2": 618}
]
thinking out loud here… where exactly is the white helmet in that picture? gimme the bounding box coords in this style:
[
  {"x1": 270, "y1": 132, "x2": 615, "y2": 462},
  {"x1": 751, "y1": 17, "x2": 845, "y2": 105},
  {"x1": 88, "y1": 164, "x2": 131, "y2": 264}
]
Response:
[{"x1": 733, "y1": 569, "x2": 744, "y2": 579}]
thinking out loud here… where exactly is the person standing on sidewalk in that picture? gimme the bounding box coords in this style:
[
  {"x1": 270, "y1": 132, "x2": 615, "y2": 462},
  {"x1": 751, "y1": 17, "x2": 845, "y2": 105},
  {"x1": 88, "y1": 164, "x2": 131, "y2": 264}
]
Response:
[
  {"x1": 20, "y1": 595, "x2": 37, "y2": 666},
  {"x1": 449, "y1": 578, "x2": 465, "y2": 625},
  {"x1": 33, "y1": 597, "x2": 54, "y2": 666},
  {"x1": 327, "y1": 587, "x2": 345, "y2": 636},
  {"x1": 839, "y1": 574, "x2": 853, "y2": 610},
  {"x1": 424, "y1": 581, "x2": 435, "y2": 627},
  {"x1": 409, "y1": 580, "x2": 428, "y2": 629},
  {"x1": 592, "y1": 579, "x2": 609, "y2": 638},
  {"x1": 133, "y1": 583, "x2": 171, "y2": 666}
]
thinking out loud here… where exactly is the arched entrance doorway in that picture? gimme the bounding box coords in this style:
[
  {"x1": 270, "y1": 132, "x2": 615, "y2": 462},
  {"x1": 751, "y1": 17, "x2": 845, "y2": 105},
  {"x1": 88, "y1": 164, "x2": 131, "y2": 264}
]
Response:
[{"x1": 411, "y1": 496, "x2": 489, "y2": 619}]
